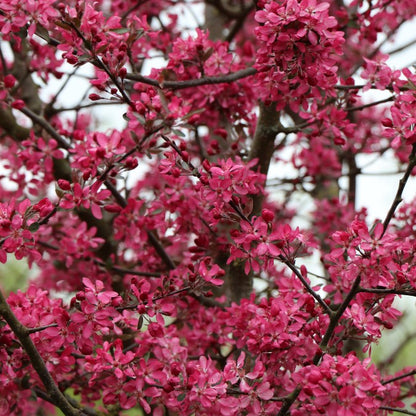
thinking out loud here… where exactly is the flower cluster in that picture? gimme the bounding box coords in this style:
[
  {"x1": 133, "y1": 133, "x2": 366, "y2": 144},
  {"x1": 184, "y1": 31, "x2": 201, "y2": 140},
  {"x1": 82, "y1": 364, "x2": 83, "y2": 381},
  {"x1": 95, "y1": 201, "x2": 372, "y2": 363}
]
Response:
[
  {"x1": 229, "y1": 214, "x2": 311, "y2": 274},
  {"x1": 254, "y1": 0, "x2": 344, "y2": 109},
  {"x1": 198, "y1": 158, "x2": 265, "y2": 220},
  {"x1": 381, "y1": 69, "x2": 416, "y2": 149},
  {"x1": 0, "y1": 198, "x2": 53, "y2": 264},
  {"x1": 0, "y1": 0, "x2": 58, "y2": 37},
  {"x1": 161, "y1": 29, "x2": 257, "y2": 127},
  {"x1": 292, "y1": 354, "x2": 403, "y2": 416},
  {"x1": 2, "y1": 0, "x2": 416, "y2": 415},
  {"x1": 58, "y1": 180, "x2": 111, "y2": 219}
]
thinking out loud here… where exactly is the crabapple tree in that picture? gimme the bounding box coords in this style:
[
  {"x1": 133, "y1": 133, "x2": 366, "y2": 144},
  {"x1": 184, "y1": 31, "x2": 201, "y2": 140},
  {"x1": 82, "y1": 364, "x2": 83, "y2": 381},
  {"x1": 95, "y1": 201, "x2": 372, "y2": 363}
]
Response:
[{"x1": 2, "y1": 0, "x2": 416, "y2": 415}]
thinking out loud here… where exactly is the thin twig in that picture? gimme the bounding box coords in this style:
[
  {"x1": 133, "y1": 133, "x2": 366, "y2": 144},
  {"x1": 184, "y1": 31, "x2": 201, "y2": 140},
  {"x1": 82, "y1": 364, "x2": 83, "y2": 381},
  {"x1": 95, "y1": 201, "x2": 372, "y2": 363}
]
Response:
[
  {"x1": 226, "y1": 387, "x2": 285, "y2": 401},
  {"x1": 379, "y1": 406, "x2": 416, "y2": 416},
  {"x1": 27, "y1": 323, "x2": 58, "y2": 334},
  {"x1": 103, "y1": 264, "x2": 161, "y2": 278},
  {"x1": 359, "y1": 287, "x2": 416, "y2": 296},
  {"x1": 33, "y1": 387, "x2": 97, "y2": 416},
  {"x1": 19, "y1": 106, "x2": 71, "y2": 150},
  {"x1": 125, "y1": 67, "x2": 257, "y2": 90},
  {"x1": 345, "y1": 95, "x2": 394, "y2": 112},
  {"x1": 120, "y1": 286, "x2": 191, "y2": 310},
  {"x1": 277, "y1": 275, "x2": 362, "y2": 416},
  {"x1": 385, "y1": 37, "x2": 416, "y2": 56},
  {"x1": 278, "y1": 255, "x2": 332, "y2": 315},
  {"x1": 49, "y1": 100, "x2": 125, "y2": 115},
  {"x1": 382, "y1": 369, "x2": 416, "y2": 385},
  {"x1": 381, "y1": 143, "x2": 416, "y2": 237},
  {"x1": 0, "y1": 290, "x2": 82, "y2": 416},
  {"x1": 103, "y1": 179, "x2": 176, "y2": 271}
]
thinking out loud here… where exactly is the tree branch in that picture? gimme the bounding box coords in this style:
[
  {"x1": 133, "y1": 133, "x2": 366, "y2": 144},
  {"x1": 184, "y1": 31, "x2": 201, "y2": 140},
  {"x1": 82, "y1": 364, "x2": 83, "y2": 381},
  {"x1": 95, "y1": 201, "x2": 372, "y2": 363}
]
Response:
[
  {"x1": 19, "y1": 106, "x2": 71, "y2": 149},
  {"x1": 318, "y1": 275, "x2": 361, "y2": 355},
  {"x1": 345, "y1": 95, "x2": 394, "y2": 112},
  {"x1": 359, "y1": 287, "x2": 416, "y2": 296},
  {"x1": 278, "y1": 255, "x2": 332, "y2": 315},
  {"x1": 277, "y1": 275, "x2": 361, "y2": 416},
  {"x1": 125, "y1": 67, "x2": 257, "y2": 90},
  {"x1": 0, "y1": 289, "x2": 83, "y2": 416},
  {"x1": 379, "y1": 407, "x2": 416, "y2": 416},
  {"x1": 381, "y1": 143, "x2": 416, "y2": 237},
  {"x1": 103, "y1": 178, "x2": 176, "y2": 271},
  {"x1": 382, "y1": 369, "x2": 416, "y2": 385},
  {"x1": 249, "y1": 101, "x2": 280, "y2": 216}
]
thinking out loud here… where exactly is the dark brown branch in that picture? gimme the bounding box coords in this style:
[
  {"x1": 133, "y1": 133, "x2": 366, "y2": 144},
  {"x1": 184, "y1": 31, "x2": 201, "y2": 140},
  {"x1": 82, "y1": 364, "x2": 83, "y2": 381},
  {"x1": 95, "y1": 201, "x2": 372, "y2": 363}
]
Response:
[
  {"x1": 278, "y1": 255, "x2": 332, "y2": 314},
  {"x1": 120, "y1": 0, "x2": 150, "y2": 24},
  {"x1": 225, "y1": 5, "x2": 255, "y2": 43},
  {"x1": 103, "y1": 179, "x2": 176, "y2": 271},
  {"x1": 100, "y1": 263, "x2": 161, "y2": 277},
  {"x1": 146, "y1": 229, "x2": 176, "y2": 270},
  {"x1": 359, "y1": 287, "x2": 416, "y2": 296},
  {"x1": 33, "y1": 387, "x2": 97, "y2": 416},
  {"x1": 48, "y1": 100, "x2": 125, "y2": 115},
  {"x1": 344, "y1": 149, "x2": 357, "y2": 206},
  {"x1": 216, "y1": 100, "x2": 281, "y2": 302},
  {"x1": 382, "y1": 369, "x2": 416, "y2": 385},
  {"x1": 335, "y1": 84, "x2": 367, "y2": 90},
  {"x1": 205, "y1": 0, "x2": 252, "y2": 19},
  {"x1": 119, "y1": 286, "x2": 191, "y2": 310},
  {"x1": 379, "y1": 407, "x2": 416, "y2": 416},
  {"x1": 381, "y1": 143, "x2": 416, "y2": 237},
  {"x1": 27, "y1": 323, "x2": 58, "y2": 334},
  {"x1": 10, "y1": 35, "x2": 43, "y2": 115},
  {"x1": 0, "y1": 290, "x2": 82, "y2": 416},
  {"x1": 125, "y1": 67, "x2": 257, "y2": 90},
  {"x1": 277, "y1": 275, "x2": 361, "y2": 416},
  {"x1": 318, "y1": 275, "x2": 361, "y2": 354},
  {"x1": 335, "y1": 83, "x2": 408, "y2": 92},
  {"x1": 345, "y1": 95, "x2": 394, "y2": 112},
  {"x1": 19, "y1": 106, "x2": 71, "y2": 149},
  {"x1": 277, "y1": 387, "x2": 302, "y2": 416},
  {"x1": 0, "y1": 107, "x2": 30, "y2": 142},
  {"x1": 249, "y1": 101, "x2": 280, "y2": 217},
  {"x1": 385, "y1": 37, "x2": 416, "y2": 56}
]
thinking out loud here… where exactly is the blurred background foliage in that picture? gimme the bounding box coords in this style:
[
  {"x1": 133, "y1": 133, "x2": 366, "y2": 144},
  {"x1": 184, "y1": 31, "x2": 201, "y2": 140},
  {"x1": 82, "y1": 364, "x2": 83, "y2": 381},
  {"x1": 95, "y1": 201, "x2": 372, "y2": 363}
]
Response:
[{"x1": 0, "y1": 255, "x2": 33, "y2": 294}]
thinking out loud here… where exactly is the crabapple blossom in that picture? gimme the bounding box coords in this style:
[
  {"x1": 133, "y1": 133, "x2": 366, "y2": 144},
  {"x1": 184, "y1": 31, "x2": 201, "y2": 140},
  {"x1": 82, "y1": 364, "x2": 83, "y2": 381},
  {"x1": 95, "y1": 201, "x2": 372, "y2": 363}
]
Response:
[{"x1": 1, "y1": 0, "x2": 416, "y2": 416}]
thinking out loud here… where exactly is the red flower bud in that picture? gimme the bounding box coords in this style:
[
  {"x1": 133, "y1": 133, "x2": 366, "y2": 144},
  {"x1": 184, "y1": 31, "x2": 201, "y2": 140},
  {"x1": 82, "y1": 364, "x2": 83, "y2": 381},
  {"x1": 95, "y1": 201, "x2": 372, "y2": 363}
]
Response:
[
  {"x1": 261, "y1": 208, "x2": 274, "y2": 223},
  {"x1": 89, "y1": 93, "x2": 102, "y2": 101},
  {"x1": 333, "y1": 137, "x2": 346, "y2": 145},
  {"x1": 381, "y1": 118, "x2": 393, "y2": 127},
  {"x1": 11, "y1": 99, "x2": 25, "y2": 109},
  {"x1": 4, "y1": 74, "x2": 16, "y2": 88}
]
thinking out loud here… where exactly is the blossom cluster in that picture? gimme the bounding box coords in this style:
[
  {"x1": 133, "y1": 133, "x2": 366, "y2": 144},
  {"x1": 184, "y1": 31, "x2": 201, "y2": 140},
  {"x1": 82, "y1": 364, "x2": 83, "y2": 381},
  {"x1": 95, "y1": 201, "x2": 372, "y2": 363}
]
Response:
[
  {"x1": 292, "y1": 354, "x2": 402, "y2": 416},
  {"x1": 160, "y1": 28, "x2": 257, "y2": 127},
  {"x1": 0, "y1": 198, "x2": 53, "y2": 264},
  {"x1": 254, "y1": 0, "x2": 344, "y2": 109},
  {"x1": 1, "y1": 0, "x2": 416, "y2": 415}
]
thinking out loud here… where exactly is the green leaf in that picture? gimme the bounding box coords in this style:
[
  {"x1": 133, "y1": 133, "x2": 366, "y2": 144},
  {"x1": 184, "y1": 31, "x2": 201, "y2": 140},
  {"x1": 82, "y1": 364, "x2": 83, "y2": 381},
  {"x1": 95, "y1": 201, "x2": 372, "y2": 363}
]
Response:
[
  {"x1": 28, "y1": 223, "x2": 40, "y2": 232},
  {"x1": 171, "y1": 129, "x2": 185, "y2": 138},
  {"x1": 177, "y1": 393, "x2": 186, "y2": 402},
  {"x1": 110, "y1": 28, "x2": 130, "y2": 34}
]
